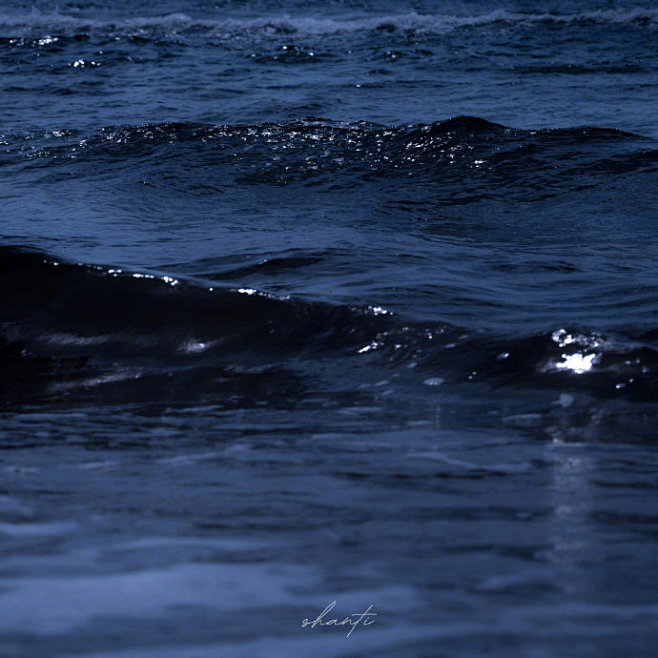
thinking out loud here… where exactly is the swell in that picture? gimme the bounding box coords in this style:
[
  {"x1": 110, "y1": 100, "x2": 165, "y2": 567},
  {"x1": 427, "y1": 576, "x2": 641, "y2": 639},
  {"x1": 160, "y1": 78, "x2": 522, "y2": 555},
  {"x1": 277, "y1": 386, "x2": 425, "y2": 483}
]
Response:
[
  {"x1": 0, "y1": 245, "x2": 392, "y2": 360},
  {"x1": 5, "y1": 117, "x2": 656, "y2": 199},
  {"x1": 0, "y1": 8, "x2": 656, "y2": 40},
  {"x1": 1, "y1": 246, "x2": 657, "y2": 409}
]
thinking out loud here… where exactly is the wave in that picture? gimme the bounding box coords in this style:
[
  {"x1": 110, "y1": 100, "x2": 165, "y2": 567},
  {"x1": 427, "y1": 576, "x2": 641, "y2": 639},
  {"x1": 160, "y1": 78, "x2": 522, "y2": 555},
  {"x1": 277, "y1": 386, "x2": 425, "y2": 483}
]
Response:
[
  {"x1": 1, "y1": 246, "x2": 656, "y2": 411},
  {"x1": 6, "y1": 117, "x2": 655, "y2": 204},
  {"x1": 0, "y1": 8, "x2": 656, "y2": 39}
]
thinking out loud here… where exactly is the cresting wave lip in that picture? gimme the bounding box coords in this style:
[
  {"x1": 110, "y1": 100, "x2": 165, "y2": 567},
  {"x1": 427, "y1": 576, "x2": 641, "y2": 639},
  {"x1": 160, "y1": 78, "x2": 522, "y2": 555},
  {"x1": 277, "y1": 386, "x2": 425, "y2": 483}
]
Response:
[
  {"x1": 0, "y1": 8, "x2": 656, "y2": 39},
  {"x1": 0, "y1": 246, "x2": 656, "y2": 408}
]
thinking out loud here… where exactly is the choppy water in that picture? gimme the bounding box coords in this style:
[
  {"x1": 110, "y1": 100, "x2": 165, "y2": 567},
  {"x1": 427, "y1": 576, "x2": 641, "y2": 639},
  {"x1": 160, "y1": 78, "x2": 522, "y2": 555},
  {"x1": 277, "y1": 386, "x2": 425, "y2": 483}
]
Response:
[{"x1": 1, "y1": 1, "x2": 658, "y2": 656}]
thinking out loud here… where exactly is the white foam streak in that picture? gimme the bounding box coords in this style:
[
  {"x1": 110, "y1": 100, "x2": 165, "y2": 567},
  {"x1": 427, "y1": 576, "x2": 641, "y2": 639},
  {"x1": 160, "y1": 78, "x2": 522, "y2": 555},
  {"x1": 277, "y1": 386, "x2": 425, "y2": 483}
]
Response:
[{"x1": 1, "y1": 9, "x2": 656, "y2": 38}]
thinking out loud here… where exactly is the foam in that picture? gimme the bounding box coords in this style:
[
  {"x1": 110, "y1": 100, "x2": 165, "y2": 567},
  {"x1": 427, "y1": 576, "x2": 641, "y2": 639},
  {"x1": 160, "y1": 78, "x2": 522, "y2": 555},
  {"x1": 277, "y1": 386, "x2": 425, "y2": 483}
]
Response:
[{"x1": 1, "y1": 9, "x2": 656, "y2": 39}]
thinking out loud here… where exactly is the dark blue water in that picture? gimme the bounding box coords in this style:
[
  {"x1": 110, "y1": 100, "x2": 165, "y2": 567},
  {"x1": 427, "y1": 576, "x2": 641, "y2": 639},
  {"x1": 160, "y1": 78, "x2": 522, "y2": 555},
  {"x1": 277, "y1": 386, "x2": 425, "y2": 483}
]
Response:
[{"x1": 1, "y1": 1, "x2": 658, "y2": 656}]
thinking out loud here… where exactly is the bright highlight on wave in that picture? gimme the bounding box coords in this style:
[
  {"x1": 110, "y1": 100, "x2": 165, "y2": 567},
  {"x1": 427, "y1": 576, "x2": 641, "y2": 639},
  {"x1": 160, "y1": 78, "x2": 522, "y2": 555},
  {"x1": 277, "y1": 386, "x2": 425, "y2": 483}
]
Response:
[
  {"x1": 555, "y1": 352, "x2": 597, "y2": 374},
  {"x1": 550, "y1": 329, "x2": 601, "y2": 374}
]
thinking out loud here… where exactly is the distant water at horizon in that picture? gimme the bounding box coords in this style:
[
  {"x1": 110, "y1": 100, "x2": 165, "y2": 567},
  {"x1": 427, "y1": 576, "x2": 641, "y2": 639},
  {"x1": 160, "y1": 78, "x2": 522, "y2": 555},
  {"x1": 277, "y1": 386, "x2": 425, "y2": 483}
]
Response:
[{"x1": 1, "y1": 1, "x2": 657, "y2": 656}]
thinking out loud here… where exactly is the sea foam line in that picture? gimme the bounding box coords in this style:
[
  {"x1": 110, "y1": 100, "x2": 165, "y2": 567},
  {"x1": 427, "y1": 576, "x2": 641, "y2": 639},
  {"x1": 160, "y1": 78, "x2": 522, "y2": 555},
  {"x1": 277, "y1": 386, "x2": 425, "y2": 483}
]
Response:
[{"x1": 0, "y1": 8, "x2": 656, "y2": 38}]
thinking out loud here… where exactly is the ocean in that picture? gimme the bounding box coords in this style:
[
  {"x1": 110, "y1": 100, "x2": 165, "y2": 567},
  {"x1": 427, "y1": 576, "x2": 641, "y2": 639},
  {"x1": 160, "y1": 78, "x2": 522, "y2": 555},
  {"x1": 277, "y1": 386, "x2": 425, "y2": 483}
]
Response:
[{"x1": 1, "y1": 1, "x2": 657, "y2": 656}]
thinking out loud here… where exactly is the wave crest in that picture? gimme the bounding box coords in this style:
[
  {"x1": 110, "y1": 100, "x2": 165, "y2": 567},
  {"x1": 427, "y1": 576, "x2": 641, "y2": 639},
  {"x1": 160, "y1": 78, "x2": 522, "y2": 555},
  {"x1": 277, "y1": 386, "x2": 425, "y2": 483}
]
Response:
[
  {"x1": 1, "y1": 9, "x2": 656, "y2": 39},
  {"x1": 1, "y1": 247, "x2": 657, "y2": 410},
  {"x1": 8, "y1": 117, "x2": 654, "y2": 201}
]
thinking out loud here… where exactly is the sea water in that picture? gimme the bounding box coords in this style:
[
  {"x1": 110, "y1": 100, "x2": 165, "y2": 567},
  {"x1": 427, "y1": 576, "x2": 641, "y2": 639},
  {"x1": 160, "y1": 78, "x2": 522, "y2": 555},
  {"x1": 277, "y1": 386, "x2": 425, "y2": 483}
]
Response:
[{"x1": 1, "y1": 1, "x2": 657, "y2": 656}]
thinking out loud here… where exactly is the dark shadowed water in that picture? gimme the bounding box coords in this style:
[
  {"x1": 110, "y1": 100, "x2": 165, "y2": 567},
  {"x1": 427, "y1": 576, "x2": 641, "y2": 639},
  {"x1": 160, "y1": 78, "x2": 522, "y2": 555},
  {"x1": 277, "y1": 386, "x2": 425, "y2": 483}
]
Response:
[{"x1": 1, "y1": 1, "x2": 657, "y2": 656}]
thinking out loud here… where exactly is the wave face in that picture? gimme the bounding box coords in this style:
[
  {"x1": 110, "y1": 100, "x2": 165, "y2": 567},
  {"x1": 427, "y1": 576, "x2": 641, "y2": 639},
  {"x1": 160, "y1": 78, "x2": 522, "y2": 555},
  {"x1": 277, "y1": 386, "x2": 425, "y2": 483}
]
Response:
[
  {"x1": 5, "y1": 116, "x2": 657, "y2": 210},
  {"x1": 2, "y1": 246, "x2": 657, "y2": 443}
]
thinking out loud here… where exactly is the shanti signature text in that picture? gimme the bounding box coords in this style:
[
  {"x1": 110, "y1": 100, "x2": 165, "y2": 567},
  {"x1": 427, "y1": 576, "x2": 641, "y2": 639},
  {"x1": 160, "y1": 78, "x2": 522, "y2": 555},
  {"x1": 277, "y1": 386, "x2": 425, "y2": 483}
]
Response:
[{"x1": 301, "y1": 600, "x2": 377, "y2": 637}]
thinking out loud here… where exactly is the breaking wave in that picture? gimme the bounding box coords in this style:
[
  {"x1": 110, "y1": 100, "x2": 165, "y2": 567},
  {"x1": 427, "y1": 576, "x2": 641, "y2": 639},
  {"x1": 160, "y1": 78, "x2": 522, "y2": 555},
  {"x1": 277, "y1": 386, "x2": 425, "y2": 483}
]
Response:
[{"x1": 0, "y1": 8, "x2": 656, "y2": 40}]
